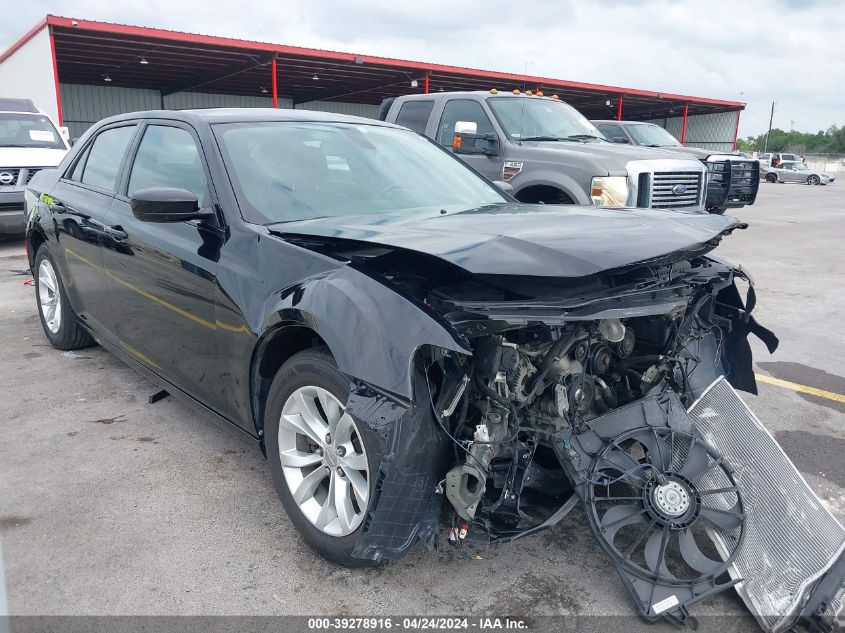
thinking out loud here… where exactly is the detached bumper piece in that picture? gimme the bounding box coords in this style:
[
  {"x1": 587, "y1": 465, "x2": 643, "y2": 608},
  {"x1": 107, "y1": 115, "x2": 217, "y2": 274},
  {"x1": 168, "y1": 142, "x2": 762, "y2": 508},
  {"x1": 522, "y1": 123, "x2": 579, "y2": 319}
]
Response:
[
  {"x1": 689, "y1": 378, "x2": 845, "y2": 633},
  {"x1": 556, "y1": 389, "x2": 745, "y2": 626}
]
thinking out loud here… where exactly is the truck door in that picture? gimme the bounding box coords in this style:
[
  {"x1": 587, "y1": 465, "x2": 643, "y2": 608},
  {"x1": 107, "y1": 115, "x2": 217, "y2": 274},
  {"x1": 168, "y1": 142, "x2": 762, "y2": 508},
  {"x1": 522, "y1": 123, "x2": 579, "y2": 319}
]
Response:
[{"x1": 433, "y1": 99, "x2": 503, "y2": 182}]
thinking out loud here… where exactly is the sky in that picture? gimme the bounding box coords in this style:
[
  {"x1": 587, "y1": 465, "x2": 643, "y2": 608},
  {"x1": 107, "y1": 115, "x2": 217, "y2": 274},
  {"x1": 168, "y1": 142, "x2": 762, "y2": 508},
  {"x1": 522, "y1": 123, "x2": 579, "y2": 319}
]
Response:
[{"x1": 2, "y1": 0, "x2": 842, "y2": 138}]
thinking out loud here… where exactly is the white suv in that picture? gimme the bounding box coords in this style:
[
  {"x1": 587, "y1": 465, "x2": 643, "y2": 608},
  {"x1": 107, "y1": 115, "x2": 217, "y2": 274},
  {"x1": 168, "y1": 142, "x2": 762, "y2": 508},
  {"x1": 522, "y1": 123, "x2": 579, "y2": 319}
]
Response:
[{"x1": 0, "y1": 98, "x2": 69, "y2": 235}]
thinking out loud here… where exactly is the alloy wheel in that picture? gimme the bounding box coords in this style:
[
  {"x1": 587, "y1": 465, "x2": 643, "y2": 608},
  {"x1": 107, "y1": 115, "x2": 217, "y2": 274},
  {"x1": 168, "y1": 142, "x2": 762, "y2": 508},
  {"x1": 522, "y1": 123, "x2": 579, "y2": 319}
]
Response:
[
  {"x1": 808, "y1": 175, "x2": 820, "y2": 185},
  {"x1": 278, "y1": 385, "x2": 370, "y2": 536},
  {"x1": 38, "y1": 259, "x2": 62, "y2": 334}
]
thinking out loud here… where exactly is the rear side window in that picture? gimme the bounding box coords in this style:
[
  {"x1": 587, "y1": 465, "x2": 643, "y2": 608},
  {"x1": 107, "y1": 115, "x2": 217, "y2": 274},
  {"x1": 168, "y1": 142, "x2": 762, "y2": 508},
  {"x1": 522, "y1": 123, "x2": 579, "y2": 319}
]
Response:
[
  {"x1": 435, "y1": 100, "x2": 495, "y2": 145},
  {"x1": 127, "y1": 125, "x2": 207, "y2": 203},
  {"x1": 81, "y1": 126, "x2": 136, "y2": 191},
  {"x1": 394, "y1": 100, "x2": 434, "y2": 134}
]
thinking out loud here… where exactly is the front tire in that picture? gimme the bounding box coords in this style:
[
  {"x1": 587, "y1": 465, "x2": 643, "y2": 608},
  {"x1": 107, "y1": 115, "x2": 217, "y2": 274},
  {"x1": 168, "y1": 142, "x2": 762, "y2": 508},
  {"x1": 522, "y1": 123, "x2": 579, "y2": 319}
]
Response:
[
  {"x1": 807, "y1": 175, "x2": 820, "y2": 186},
  {"x1": 765, "y1": 173, "x2": 778, "y2": 183},
  {"x1": 264, "y1": 347, "x2": 379, "y2": 567},
  {"x1": 34, "y1": 246, "x2": 95, "y2": 350}
]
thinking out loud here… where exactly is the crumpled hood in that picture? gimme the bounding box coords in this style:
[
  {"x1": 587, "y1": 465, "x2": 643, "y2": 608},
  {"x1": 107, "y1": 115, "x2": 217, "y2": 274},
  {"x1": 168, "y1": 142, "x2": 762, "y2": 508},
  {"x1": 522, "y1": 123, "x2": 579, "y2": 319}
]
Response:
[
  {"x1": 271, "y1": 203, "x2": 743, "y2": 278},
  {"x1": 0, "y1": 147, "x2": 67, "y2": 169}
]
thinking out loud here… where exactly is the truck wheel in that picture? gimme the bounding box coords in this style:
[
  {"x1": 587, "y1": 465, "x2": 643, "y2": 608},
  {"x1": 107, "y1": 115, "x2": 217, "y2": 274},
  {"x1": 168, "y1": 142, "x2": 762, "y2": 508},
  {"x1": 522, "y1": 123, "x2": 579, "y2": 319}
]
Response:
[
  {"x1": 765, "y1": 173, "x2": 777, "y2": 183},
  {"x1": 34, "y1": 246, "x2": 95, "y2": 350},
  {"x1": 264, "y1": 347, "x2": 380, "y2": 567}
]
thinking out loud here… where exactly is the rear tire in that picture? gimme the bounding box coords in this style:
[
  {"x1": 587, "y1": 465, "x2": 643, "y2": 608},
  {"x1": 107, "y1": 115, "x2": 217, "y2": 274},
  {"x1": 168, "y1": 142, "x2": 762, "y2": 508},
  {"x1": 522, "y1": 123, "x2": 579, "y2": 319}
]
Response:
[
  {"x1": 765, "y1": 173, "x2": 777, "y2": 183},
  {"x1": 34, "y1": 245, "x2": 95, "y2": 350},
  {"x1": 264, "y1": 347, "x2": 380, "y2": 567}
]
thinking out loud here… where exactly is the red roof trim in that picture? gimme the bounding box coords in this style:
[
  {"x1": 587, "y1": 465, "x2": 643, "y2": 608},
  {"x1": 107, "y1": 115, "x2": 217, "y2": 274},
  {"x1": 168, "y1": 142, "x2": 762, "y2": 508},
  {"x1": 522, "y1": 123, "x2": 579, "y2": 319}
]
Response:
[
  {"x1": 25, "y1": 15, "x2": 746, "y2": 109},
  {"x1": 0, "y1": 18, "x2": 48, "y2": 65}
]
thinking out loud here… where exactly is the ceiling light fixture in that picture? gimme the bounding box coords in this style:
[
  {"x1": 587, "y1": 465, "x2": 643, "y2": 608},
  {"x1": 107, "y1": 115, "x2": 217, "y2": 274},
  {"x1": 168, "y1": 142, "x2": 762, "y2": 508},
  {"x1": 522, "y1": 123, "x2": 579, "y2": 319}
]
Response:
[
  {"x1": 312, "y1": 74, "x2": 319, "y2": 81},
  {"x1": 260, "y1": 86, "x2": 268, "y2": 94},
  {"x1": 103, "y1": 75, "x2": 112, "y2": 82},
  {"x1": 410, "y1": 79, "x2": 418, "y2": 88},
  {"x1": 139, "y1": 57, "x2": 149, "y2": 65},
  {"x1": 605, "y1": 99, "x2": 611, "y2": 107}
]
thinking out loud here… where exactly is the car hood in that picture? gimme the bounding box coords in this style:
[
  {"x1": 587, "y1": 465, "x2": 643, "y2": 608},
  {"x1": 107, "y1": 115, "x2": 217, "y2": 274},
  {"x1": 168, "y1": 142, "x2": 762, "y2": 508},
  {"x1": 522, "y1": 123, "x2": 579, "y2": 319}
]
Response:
[
  {"x1": 521, "y1": 140, "x2": 702, "y2": 171},
  {"x1": 0, "y1": 147, "x2": 67, "y2": 169},
  {"x1": 270, "y1": 204, "x2": 744, "y2": 278}
]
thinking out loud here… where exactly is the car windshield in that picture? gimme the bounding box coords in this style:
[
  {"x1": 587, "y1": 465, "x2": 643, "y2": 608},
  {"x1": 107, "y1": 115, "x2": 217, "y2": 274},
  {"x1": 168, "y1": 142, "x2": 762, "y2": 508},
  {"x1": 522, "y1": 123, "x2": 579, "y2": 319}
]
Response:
[
  {"x1": 625, "y1": 124, "x2": 682, "y2": 147},
  {"x1": 213, "y1": 122, "x2": 508, "y2": 224},
  {"x1": 487, "y1": 97, "x2": 605, "y2": 142},
  {"x1": 0, "y1": 113, "x2": 65, "y2": 149}
]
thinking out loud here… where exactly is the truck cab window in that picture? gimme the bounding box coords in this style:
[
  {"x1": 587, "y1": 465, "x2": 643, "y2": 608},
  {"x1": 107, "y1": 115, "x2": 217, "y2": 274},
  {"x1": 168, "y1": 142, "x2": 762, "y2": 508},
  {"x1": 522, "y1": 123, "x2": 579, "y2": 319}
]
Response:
[
  {"x1": 395, "y1": 100, "x2": 434, "y2": 134},
  {"x1": 436, "y1": 100, "x2": 496, "y2": 146}
]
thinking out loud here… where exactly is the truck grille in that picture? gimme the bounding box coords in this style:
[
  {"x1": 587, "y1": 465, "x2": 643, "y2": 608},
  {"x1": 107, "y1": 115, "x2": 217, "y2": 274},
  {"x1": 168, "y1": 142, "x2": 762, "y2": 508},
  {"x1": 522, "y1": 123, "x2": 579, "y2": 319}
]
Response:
[
  {"x1": 0, "y1": 168, "x2": 21, "y2": 187},
  {"x1": 649, "y1": 171, "x2": 702, "y2": 208},
  {"x1": 24, "y1": 168, "x2": 42, "y2": 184}
]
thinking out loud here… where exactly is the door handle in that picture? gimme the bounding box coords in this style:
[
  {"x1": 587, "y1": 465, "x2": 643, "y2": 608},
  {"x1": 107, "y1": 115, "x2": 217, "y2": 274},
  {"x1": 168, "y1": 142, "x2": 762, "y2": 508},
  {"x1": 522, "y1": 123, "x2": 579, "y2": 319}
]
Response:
[{"x1": 105, "y1": 225, "x2": 128, "y2": 240}]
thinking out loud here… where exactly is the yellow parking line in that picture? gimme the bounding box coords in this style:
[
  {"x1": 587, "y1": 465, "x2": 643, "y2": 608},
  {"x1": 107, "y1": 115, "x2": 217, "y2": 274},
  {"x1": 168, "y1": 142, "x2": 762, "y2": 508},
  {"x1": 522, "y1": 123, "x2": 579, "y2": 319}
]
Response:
[{"x1": 755, "y1": 373, "x2": 845, "y2": 404}]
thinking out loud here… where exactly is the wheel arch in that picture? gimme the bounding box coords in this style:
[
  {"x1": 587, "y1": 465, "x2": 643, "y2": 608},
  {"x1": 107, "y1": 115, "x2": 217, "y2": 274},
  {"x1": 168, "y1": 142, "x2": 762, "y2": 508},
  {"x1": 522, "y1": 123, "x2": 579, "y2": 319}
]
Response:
[
  {"x1": 250, "y1": 323, "x2": 329, "y2": 444},
  {"x1": 514, "y1": 183, "x2": 576, "y2": 204}
]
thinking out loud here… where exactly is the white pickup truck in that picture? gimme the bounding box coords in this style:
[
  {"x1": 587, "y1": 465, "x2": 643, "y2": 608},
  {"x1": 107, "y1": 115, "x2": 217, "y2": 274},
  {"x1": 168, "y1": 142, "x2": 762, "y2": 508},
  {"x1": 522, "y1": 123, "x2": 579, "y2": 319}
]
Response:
[{"x1": 0, "y1": 98, "x2": 70, "y2": 235}]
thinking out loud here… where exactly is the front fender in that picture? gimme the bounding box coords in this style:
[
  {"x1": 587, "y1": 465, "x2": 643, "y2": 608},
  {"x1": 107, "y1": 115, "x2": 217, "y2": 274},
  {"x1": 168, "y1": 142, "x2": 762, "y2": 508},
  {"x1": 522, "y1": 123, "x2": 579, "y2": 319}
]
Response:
[
  {"x1": 261, "y1": 265, "x2": 471, "y2": 400},
  {"x1": 512, "y1": 169, "x2": 590, "y2": 204}
]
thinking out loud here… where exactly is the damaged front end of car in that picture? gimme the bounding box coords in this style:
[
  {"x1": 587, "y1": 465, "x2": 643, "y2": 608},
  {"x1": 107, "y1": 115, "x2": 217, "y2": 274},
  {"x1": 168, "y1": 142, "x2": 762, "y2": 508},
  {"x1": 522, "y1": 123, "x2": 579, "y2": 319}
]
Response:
[{"x1": 274, "y1": 216, "x2": 844, "y2": 632}]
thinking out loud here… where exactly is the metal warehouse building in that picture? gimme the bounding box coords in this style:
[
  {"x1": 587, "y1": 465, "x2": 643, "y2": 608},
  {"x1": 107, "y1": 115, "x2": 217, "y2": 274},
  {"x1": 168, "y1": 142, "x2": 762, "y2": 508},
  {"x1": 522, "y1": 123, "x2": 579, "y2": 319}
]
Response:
[{"x1": 1, "y1": 15, "x2": 745, "y2": 151}]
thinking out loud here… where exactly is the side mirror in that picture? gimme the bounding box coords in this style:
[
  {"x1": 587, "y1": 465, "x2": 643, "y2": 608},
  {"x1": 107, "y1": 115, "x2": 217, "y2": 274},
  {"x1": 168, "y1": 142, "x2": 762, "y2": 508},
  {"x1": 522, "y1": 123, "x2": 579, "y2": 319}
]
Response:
[
  {"x1": 59, "y1": 126, "x2": 70, "y2": 142},
  {"x1": 492, "y1": 180, "x2": 514, "y2": 194},
  {"x1": 131, "y1": 187, "x2": 209, "y2": 223},
  {"x1": 452, "y1": 120, "x2": 500, "y2": 156}
]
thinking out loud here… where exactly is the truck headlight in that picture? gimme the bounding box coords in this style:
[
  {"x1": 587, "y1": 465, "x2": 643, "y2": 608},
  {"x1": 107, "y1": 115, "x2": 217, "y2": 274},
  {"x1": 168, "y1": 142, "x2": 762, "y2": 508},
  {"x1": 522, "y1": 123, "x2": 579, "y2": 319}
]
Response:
[{"x1": 590, "y1": 176, "x2": 629, "y2": 207}]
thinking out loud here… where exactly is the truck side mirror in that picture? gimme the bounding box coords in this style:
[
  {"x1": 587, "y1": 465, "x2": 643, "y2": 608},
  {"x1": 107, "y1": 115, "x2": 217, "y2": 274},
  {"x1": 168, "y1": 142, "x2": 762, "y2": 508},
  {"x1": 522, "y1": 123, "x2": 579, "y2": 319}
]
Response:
[{"x1": 453, "y1": 121, "x2": 500, "y2": 157}]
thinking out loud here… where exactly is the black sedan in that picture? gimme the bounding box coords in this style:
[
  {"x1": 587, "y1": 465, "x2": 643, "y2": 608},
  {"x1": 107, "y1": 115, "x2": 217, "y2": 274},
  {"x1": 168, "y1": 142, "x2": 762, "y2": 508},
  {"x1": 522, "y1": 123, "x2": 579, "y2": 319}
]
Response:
[{"x1": 27, "y1": 108, "x2": 831, "y2": 627}]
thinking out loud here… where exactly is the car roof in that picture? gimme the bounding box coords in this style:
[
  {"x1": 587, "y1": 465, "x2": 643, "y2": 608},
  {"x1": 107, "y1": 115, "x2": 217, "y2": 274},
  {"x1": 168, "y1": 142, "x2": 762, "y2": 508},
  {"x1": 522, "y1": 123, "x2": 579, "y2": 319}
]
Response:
[
  {"x1": 397, "y1": 90, "x2": 564, "y2": 103},
  {"x1": 93, "y1": 108, "x2": 405, "y2": 129},
  {"x1": 592, "y1": 120, "x2": 654, "y2": 126},
  {"x1": 0, "y1": 98, "x2": 39, "y2": 114}
]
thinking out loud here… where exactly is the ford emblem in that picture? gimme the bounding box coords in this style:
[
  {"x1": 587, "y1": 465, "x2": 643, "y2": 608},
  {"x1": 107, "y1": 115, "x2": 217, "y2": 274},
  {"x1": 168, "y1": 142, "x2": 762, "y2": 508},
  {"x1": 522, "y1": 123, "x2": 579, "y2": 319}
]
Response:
[
  {"x1": 0, "y1": 171, "x2": 14, "y2": 186},
  {"x1": 672, "y1": 184, "x2": 688, "y2": 195}
]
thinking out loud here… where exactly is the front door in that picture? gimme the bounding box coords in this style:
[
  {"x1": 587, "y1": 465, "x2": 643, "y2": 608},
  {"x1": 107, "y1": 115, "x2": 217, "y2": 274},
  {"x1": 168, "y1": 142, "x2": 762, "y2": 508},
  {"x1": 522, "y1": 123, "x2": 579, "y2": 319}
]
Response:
[
  {"x1": 101, "y1": 121, "x2": 227, "y2": 411},
  {"x1": 434, "y1": 98, "x2": 503, "y2": 182}
]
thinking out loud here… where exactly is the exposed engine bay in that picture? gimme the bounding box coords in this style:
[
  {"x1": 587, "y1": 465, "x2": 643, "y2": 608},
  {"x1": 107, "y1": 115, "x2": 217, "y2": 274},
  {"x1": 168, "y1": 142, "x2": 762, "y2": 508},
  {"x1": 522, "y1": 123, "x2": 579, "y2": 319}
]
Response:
[{"x1": 280, "y1": 226, "x2": 844, "y2": 632}]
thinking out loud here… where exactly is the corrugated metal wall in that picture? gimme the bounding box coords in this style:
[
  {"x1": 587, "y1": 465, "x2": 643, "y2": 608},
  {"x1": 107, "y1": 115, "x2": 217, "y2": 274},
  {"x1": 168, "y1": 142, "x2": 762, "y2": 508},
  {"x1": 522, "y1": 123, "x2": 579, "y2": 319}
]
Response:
[
  {"x1": 59, "y1": 83, "x2": 379, "y2": 139},
  {"x1": 657, "y1": 110, "x2": 739, "y2": 153}
]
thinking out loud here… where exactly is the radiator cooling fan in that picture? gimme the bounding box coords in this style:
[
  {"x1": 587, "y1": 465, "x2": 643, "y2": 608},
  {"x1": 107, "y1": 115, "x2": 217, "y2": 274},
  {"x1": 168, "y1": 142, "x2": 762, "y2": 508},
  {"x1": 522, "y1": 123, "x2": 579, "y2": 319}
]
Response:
[{"x1": 581, "y1": 425, "x2": 746, "y2": 623}]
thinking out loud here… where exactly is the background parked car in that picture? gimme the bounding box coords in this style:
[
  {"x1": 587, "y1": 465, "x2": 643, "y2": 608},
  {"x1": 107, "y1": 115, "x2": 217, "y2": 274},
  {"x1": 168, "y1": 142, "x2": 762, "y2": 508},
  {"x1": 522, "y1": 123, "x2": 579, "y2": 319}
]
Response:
[
  {"x1": 0, "y1": 98, "x2": 69, "y2": 235},
  {"x1": 763, "y1": 160, "x2": 835, "y2": 184}
]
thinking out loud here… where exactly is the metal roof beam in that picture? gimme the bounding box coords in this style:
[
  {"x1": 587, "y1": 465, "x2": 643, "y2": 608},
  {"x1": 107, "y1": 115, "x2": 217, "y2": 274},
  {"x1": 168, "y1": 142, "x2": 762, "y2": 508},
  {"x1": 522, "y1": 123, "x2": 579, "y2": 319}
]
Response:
[{"x1": 160, "y1": 53, "x2": 275, "y2": 96}]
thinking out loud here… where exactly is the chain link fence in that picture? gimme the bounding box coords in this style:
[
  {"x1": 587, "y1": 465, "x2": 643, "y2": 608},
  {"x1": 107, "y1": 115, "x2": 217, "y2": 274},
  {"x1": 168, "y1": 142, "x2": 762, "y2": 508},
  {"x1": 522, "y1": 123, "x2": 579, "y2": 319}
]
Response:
[{"x1": 801, "y1": 153, "x2": 845, "y2": 173}]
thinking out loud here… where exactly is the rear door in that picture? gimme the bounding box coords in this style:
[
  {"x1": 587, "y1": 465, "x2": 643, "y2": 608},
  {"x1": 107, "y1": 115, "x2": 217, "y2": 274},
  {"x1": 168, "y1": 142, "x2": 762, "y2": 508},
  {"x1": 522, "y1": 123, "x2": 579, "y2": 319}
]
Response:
[
  {"x1": 101, "y1": 120, "x2": 227, "y2": 410},
  {"x1": 48, "y1": 123, "x2": 138, "y2": 337}
]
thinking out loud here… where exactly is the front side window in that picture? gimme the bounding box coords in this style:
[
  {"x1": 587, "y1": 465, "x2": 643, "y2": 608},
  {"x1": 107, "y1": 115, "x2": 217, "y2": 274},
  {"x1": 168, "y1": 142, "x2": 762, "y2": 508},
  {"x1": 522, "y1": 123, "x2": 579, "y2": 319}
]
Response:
[
  {"x1": 0, "y1": 113, "x2": 65, "y2": 150},
  {"x1": 81, "y1": 126, "x2": 137, "y2": 192},
  {"x1": 128, "y1": 125, "x2": 207, "y2": 202},
  {"x1": 435, "y1": 100, "x2": 496, "y2": 145},
  {"x1": 625, "y1": 124, "x2": 682, "y2": 147},
  {"x1": 214, "y1": 122, "x2": 507, "y2": 224},
  {"x1": 597, "y1": 123, "x2": 629, "y2": 143},
  {"x1": 488, "y1": 97, "x2": 603, "y2": 142},
  {"x1": 395, "y1": 100, "x2": 434, "y2": 134}
]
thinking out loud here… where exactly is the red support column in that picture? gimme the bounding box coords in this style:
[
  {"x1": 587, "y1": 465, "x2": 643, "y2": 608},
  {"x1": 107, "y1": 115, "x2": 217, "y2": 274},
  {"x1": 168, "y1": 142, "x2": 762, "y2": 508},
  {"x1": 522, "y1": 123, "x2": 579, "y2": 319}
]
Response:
[
  {"x1": 48, "y1": 28, "x2": 63, "y2": 125},
  {"x1": 732, "y1": 109, "x2": 742, "y2": 151},
  {"x1": 616, "y1": 96, "x2": 623, "y2": 121},
  {"x1": 271, "y1": 57, "x2": 278, "y2": 108},
  {"x1": 680, "y1": 103, "x2": 689, "y2": 144},
  {"x1": 423, "y1": 73, "x2": 429, "y2": 94}
]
